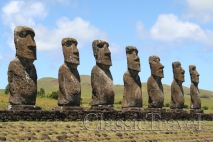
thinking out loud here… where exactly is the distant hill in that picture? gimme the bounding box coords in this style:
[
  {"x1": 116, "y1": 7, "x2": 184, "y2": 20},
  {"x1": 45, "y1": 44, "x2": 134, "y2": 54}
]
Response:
[{"x1": 37, "y1": 75, "x2": 213, "y2": 99}]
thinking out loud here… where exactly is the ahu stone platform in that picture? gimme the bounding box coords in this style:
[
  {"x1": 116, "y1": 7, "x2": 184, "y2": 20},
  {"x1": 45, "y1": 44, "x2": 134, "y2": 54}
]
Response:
[{"x1": 0, "y1": 109, "x2": 212, "y2": 122}]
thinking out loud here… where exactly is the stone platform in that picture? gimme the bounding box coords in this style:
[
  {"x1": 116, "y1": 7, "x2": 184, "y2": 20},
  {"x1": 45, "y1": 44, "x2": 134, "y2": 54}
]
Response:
[
  {"x1": 145, "y1": 108, "x2": 166, "y2": 113},
  {"x1": 122, "y1": 107, "x2": 144, "y2": 111},
  {"x1": 90, "y1": 105, "x2": 115, "y2": 111},
  {"x1": 190, "y1": 109, "x2": 204, "y2": 114},
  {"x1": 51, "y1": 106, "x2": 83, "y2": 111},
  {"x1": 8, "y1": 105, "x2": 42, "y2": 110}
]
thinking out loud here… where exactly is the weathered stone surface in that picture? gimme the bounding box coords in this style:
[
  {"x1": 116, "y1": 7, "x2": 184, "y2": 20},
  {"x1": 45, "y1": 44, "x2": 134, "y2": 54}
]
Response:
[
  {"x1": 189, "y1": 65, "x2": 201, "y2": 109},
  {"x1": 122, "y1": 46, "x2": 142, "y2": 108},
  {"x1": 170, "y1": 61, "x2": 185, "y2": 109},
  {"x1": 52, "y1": 106, "x2": 83, "y2": 111},
  {"x1": 8, "y1": 105, "x2": 41, "y2": 110},
  {"x1": 8, "y1": 26, "x2": 37, "y2": 105},
  {"x1": 91, "y1": 105, "x2": 115, "y2": 111},
  {"x1": 147, "y1": 56, "x2": 164, "y2": 108},
  {"x1": 91, "y1": 40, "x2": 115, "y2": 106},
  {"x1": 58, "y1": 38, "x2": 81, "y2": 106}
]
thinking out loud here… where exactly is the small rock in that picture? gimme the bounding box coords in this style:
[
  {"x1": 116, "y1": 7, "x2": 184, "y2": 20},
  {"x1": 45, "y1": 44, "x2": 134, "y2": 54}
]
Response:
[{"x1": 0, "y1": 137, "x2": 6, "y2": 141}]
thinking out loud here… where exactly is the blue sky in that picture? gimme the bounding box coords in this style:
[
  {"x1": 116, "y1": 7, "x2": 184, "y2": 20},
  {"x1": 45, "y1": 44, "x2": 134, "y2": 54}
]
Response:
[{"x1": 0, "y1": 0, "x2": 213, "y2": 91}]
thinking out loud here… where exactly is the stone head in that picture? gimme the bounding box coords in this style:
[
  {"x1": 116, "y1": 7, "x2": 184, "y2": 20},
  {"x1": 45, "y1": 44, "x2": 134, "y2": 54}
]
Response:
[
  {"x1": 14, "y1": 26, "x2": 36, "y2": 60},
  {"x1": 92, "y1": 40, "x2": 112, "y2": 66},
  {"x1": 62, "y1": 38, "x2": 79, "y2": 66},
  {"x1": 126, "y1": 46, "x2": 140, "y2": 72},
  {"x1": 172, "y1": 61, "x2": 185, "y2": 82},
  {"x1": 149, "y1": 56, "x2": 164, "y2": 78},
  {"x1": 189, "y1": 65, "x2": 199, "y2": 83}
]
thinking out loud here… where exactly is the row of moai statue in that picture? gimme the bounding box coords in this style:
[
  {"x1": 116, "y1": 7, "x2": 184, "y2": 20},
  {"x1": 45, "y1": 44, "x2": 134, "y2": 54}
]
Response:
[{"x1": 7, "y1": 26, "x2": 202, "y2": 112}]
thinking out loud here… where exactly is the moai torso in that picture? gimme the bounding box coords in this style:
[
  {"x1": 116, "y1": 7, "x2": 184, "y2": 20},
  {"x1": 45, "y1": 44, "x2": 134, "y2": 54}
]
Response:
[
  {"x1": 122, "y1": 46, "x2": 142, "y2": 108},
  {"x1": 189, "y1": 65, "x2": 201, "y2": 109},
  {"x1": 91, "y1": 65, "x2": 114, "y2": 105},
  {"x1": 58, "y1": 38, "x2": 81, "y2": 106},
  {"x1": 91, "y1": 40, "x2": 115, "y2": 106},
  {"x1": 147, "y1": 56, "x2": 164, "y2": 108},
  {"x1": 8, "y1": 26, "x2": 37, "y2": 105},
  {"x1": 170, "y1": 61, "x2": 185, "y2": 109}
]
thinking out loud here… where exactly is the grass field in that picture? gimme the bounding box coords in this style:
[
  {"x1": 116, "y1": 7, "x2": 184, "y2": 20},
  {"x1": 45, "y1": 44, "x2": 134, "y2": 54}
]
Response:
[
  {"x1": 0, "y1": 121, "x2": 212, "y2": 141},
  {"x1": 0, "y1": 75, "x2": 213, "y2": 113}
]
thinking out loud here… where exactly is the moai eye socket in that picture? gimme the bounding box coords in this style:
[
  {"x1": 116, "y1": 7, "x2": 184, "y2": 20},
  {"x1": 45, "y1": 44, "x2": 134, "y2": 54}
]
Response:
[{"x1": 19, "y1": 32, "x2": 26, "y2": 38}]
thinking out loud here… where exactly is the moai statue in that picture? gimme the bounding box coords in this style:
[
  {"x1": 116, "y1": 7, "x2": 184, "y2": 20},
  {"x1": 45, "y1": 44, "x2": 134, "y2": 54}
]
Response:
[
  {"x1": 91, "y1": 40, "x2": 115, "y2": 110},
  {"x1": 170, "y1": 61, "x2": 185, "y2": 109},
  {"x1": 122, "y1": 46, "x2": 142, "y2": 110},
  {"x1": 147, "y1": 56, "x2": 164, "y2": 108},
  {"x1": 7, "y1": 26, "x2": 41, "y2": 110},
  {"x1": 189, "y1": 65, "x2": 202, "y2": 113},
  {"x1": 55, "y1": 38, "x2": 82, "y2": 110}
]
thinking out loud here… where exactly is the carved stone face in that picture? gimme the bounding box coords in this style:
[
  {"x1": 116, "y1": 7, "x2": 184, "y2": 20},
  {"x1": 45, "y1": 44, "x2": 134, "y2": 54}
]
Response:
[
  {"x1": 149, "y1": 56, "x2": 164, "y2": 78},
  {"x1": 14, "y1": 26, "x2": 36, "y2": 60},
  {"x1": 126, "y1": 46, "x2": 140, "y2": 72},
  {"x1": 172, "y1": 61, "x2": 185, "y2": 82},
  {"x1": 189, "y1": 65, "x2": 199, "y2": 83},
  {"x1": 92, "y1": 40, "x2": 112, "y2": 66},
  {"x1": 62, "y1": 38, "x2": 79, "y2": 65}
]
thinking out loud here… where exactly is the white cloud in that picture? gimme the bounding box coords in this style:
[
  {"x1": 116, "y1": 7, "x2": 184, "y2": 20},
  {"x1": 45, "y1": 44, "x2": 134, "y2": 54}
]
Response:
[
  {"x1": 34, "y1": 17, "x2": 107, "y2": 51},
  {"x1": 136, "y1": 21, "x2": 149, "y2": 40},
  {"x1": 109, "y1": 43, "x2": 122, "y2": 54},
  {"x1": 1, "y1": 1, "x2": 107, "y2": 51},
  {"x1": 2, "y1": 1, "x2": 47, "y2": 30},
  {"x1": 136, "y1": 14, "x2": 213, "y2": 51},
  {"x1": 184, "y1": 0, "x2": 213, "y2": 23}
]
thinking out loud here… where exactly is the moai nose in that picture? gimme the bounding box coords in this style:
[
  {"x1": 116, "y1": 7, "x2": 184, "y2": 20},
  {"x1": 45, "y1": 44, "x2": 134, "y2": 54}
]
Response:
[{"x1": 26, "y1": 35, "x2": 36, "y2": 47}]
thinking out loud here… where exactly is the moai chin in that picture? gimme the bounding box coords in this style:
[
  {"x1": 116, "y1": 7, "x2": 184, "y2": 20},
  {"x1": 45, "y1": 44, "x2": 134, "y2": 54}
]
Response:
[
  {"x1": 7, "y1": 26, "x2": 40, "y2": 110},
  {"x1": 91, "y1": 40, "x2": 115, "y2": 109},
  {"x1": 122, "y1": 46, "x2": 142, "y2": 109},
  {"x1": 57, "y1": 38, "x2": 82, "y2": 108},
  {"x1": 147, "y1": 56, "x2": 164, "y2": 108},
  {"x1": 189, "y1": 65, "x2": 201, "y2": 109},
  {"x1": 170, "y1": 61, "x2": 185, "y2": 109}
]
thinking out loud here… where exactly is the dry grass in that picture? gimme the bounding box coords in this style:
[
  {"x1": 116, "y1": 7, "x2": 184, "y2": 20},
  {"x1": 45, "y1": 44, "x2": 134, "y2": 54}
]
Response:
[{"x1": 0, "y1": 121, "x2": 212, "y2": 141}]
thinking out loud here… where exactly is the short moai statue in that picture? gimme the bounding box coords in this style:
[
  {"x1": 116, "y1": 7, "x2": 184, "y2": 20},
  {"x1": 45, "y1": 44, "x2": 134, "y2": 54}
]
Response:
[
  {"x1": 170, "y1": 61, "x2": 185, "y2": 109},
  {"x1": 147, "y1": 56, "x2": 164, "y2": 108},
  {"x1": 189, "y1": 65, "x2": 203, "y2": 113},
  {"x1": 91, "y1": 40, "x2": 115, "y2": 110},
  {"x1": 122, "y1": 46, "x2": 142, "y2": 110},
  {"x1": 7, "y1": 26, "x2": 41, "y2": 110},
  {"x1": 55, "y1": 38, "x2": 82, "y2": 110}
]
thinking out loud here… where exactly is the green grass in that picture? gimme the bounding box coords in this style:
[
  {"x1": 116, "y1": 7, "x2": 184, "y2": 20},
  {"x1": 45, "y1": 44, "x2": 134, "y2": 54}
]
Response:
[{"x1": 0, "y1": 75, "x2": 213, "y2": 112}]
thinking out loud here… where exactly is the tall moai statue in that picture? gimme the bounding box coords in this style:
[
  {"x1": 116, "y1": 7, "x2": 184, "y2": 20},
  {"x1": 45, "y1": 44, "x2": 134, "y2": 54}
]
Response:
[
  {"x1": 147, "y1": 56, "x2": 164, "y2": 108},
  {"x1": 170, "y1": 61, "x2": 185, "y2": 109},
  {"x1": 56, "y1": 38, "x2": 82, "y2": 110},
  {"x1": 91, "y1": 40, "x2": 115, "y2": 110},
  {"x1": 122, "y1": 46, "x2": 142, "y2": 110},
  {"x1": 7, "y1": 26, "x2": 41, "y2": 110},
  {"x1": 189, "y1": 65, "x2": 202, "y2": 112}
]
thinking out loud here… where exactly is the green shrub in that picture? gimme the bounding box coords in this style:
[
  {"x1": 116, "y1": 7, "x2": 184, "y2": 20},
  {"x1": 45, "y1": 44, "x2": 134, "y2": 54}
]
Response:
[
  {"x1": 164, "y1": 103, "x2": 170, "y2": 107},
  {"x1": 4, "y1": 84, "x2": 10, "y2": 95},
  {"x1": 184, "y1": 104, "x2": 188, "y2": 108},
  {"x1": 48, "y1": 91, "x2": 58, "y2": 100},
  {"x1": 37, "y1": 88, "x2": 45, "y2": 97},
  {"x1": 115, "y1": 101, "x2": 122, "y2": 104},
  {"x1": 202, "y1": 106, "x2": 208, "y2": 110}
]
